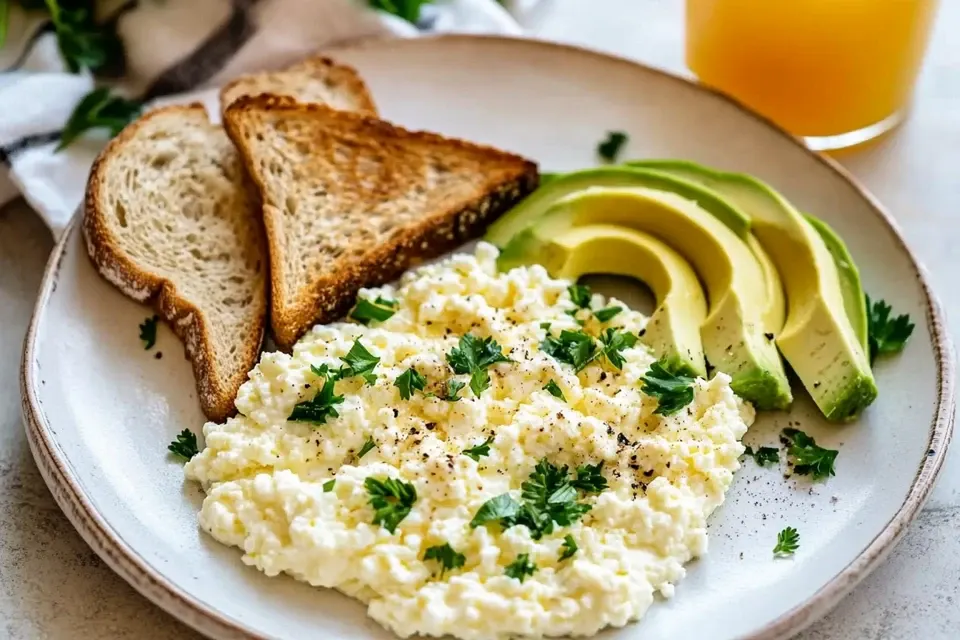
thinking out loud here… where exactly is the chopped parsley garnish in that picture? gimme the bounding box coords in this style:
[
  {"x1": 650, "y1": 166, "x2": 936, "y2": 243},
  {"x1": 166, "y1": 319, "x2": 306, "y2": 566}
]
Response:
[
  {"x1": 323, "y1": 479, "x2": 336, "y2": 492},
  {"x1": 866, "y1": 294, "x2": 914, "y2": 363},
  {"x1": 640, "y1": 360, "x2": 696, "y2": 416},
  {"x1": 439, "y1": 379, "x2": 466, "y2": 401},
  {"x1": 446, "y1": 334, "x2": 510, "y2": 396},
  {"x1": 350, "y1": 296, "x2": 398, "y2": 325},
  {"x1": 470, "y1": 459, "x2": 603, "y2": 539},
  {"x1": 597, "y1": 131, "x2": 628, "y2": 162},
  {"x1": 423, "y1": 543, "x2": 466, "y2": 578},
  {"x1": 540, "y1": 322, "x2": 552, "y2": 331},
  {"x1": 594, "y1": 306, "x2": 623, "y2": 323},
  {"x1": 357, "y1": 437, "x2": 377, "y2": 459},
  {"x1": 288, "y1": 367, "x2": 344, "y2": 424},
  {"x1": 59, "y1": 88, "x2": 141, "y2": 151},
  {"x1": 571, "y1": 462, "x2": 608, "y2": 494},
  {"x1": 470, "y1": 494, "x2": 521, "y2": 528},
  {"x1": 365, "y1": 476, "x2": 417, "y2": 533},
  {"x1": 743, "y1": 445, "x2": 780, "y2": 467},
  {"x1": 559, "y1": 534, "x2": 578, "y2": 561},
  {"x1": 567, "y1": 284, "x2": 592, "y2": 309},
  {"x1": 774, "y1": 526, "x2": 800, "y2": 556},
  {"x1": 462, "y1": 436, "x2": 494, "y2": 462},
  {"x1": 542, "y1": 329, "x2": 598, "y2": 372},
  {"x1": 395, "y1": 368, "x2": 427, "y2": 400},
  {"x1": 139, "y1": 315, "x2": 159, "y2": 350},
  {"x1": 504, "y1": 553, "x2": 537, "y2": 582},
  {"x1": 167, "y1": 429, "x2": 199, "y2": 461},
  {"x1": 339, "y1": 339, "x2": 380, "y2": 385},
  {"x1": 782, "y1": 428, "x2": 838, "y2": 480},
  {"x1": 543, "y1": 380, "x2": 566, "y2": 401},
  {"x1": 598, "y1": 327, "x2": 638, "y2": 370}
]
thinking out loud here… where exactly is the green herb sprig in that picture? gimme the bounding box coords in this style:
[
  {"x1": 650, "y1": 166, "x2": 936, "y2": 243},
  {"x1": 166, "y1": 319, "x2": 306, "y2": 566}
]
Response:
[
  {"x1": 782, "y1": 428, "x2": 838, "y2": 480},
  {"x1": 168, "y1": 429, "x2": 199, "y2": 461},
  {"x1": 866, "y1": 294, "x2": 914, "y2": 363},
  {"x1": 640, "y1": 360, "x2": 695, "y2": 416},
  {"x1": 774, "y1": 526, "x2": 800, "y2": 556},
  {"x1": 446, "y1": 334, "x2": 511, "y2": 396},
  {"x1": 423, "y1": 543, "x2": 466, "y2": 578},
  {"x1": 365, "y1": 476, "x2": 417, "y2": 533}
]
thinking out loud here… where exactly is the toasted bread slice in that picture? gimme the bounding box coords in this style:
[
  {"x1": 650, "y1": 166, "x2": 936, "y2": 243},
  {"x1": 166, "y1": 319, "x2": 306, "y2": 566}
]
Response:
[
  {"x1": 220, "y1": 56, "x2": 378, "y2": 115},
  {"x1": 223, "y1": 95, "x2": 538, "y2": 350},
  {"x1": 83, "y1": 104, "x2": 267, "y2": 421}
]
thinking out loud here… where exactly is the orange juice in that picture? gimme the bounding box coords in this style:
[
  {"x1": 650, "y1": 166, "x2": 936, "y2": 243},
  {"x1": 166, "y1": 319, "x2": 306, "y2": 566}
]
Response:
[{"x1": 686, "y1": 0, "x2": 938, "y2": 140}]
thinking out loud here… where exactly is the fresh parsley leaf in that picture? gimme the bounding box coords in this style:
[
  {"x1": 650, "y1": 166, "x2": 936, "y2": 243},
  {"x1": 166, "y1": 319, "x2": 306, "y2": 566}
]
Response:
[
  {"x1": 58, "y1": 88, "x2": 141, "y2": 151},
  {"x1": 469, "y1": 368, "x2": 491, "y2": 397},
  {"x1": 559, "y1": 534, "x2": 578, "y2": 561},
  {"x1": 470, "y1": 494, "x2": 521, "y2": 528},
  {"x1": 597, "y1": 131, "x2": 628, "y2": 162},
  {"x1": 423, "y1": 543, "x2": 466, "y2": 578},
  {"x1": 350, "y1": 297, "x2": 398, "y2": 325},
  {"x1": 598, "y1": 327, "x2": 638, "y2": 370},
  {"x1": 541, "y1": 329, "x2": 598, "y2": 372},
  {"x1": 339, "y1": 339, "x2": 379, "y2": 384},
  {"x1": 439, "y1": 379, "x2": 466, "y2": 401},
  {"x1": 567, "y1": 284, "x2": 592, "y2": 309},
  {"x1": 470, "y1": 459, "x2": 603, "y2": 539},
  {"x1": 367, "y1": 0, "x2": 431, "y2": 24},
  {"x1": 365, "y1": 476, "x2": 417, "y2": 533},
  {"x1": 168, "y1": 429, "x2": 199, "y2": 461},
  {"x1": 782, "y1": 428, "x2": 838, "y2": 480},
  {"x1": 323, "y1": 479, "x2": 336, "y2": 493},
  {"x1": 866, "y1": 294, "x2": 914, "y2": 363},
  {"x1": 594, "y1": 306, "x2": 622, "y2": 323},
  {"x1": 743, "y1": 445, "x2": 780, "y2": 467},
  {"x1": 357, "y1": 437, "x2": 377, "y2": 459},
  {"x1": 774, "y1": 526, "x2": 800, "y2": 556},
  {"x1": 543, "y1": 380, "x2": 566, "y2": 401},
  {"x1": 516, "y1": 459, "x2": 592, "y2": 539},
  {"x1": 571, "y1": 462, "x2": 608, "y2": 494},
  {"x1": 462, "y1": 436, "x2": 494, "y2": 462},
  {"x1": 395, "y1": 368, "x2": 426, "y2": 401},
  {"x1": 504, "y1": 553, "x2": 537, "y2": 582},
  {"x1": 139, "y1": 314, "x2": 158, "y2": 350},
  {"x1": 446, "y1": 334, "x2": 510, "y2": 396},
  {"x1": 641, "y1": 360, "x2": 695, "y2": 416},
  {"x1": 289, "y1": 369, "x2": 344, "y2": 424}
]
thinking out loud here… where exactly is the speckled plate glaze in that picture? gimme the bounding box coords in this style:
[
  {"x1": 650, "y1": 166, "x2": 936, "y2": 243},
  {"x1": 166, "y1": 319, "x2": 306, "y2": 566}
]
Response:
[{"x1": 20, "y1": 35, "x2": 954, "y2": 640}]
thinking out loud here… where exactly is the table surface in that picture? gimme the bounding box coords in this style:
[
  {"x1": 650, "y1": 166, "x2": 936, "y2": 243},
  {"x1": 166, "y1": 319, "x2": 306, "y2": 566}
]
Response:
[{"x1": 3, "y1": 2, "x2": 959, "y2": 639}]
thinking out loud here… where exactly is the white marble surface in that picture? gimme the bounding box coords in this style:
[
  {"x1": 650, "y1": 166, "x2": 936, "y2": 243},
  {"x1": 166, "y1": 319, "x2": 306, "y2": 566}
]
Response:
[{"x1": 2, "y1": 1, "x2": 958, "y2": 638}]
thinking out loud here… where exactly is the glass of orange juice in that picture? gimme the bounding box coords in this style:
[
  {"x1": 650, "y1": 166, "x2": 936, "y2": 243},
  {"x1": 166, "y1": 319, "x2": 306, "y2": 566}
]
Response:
[{"x1": 685, "y1": 0, "x2": 939, "y2": 150}]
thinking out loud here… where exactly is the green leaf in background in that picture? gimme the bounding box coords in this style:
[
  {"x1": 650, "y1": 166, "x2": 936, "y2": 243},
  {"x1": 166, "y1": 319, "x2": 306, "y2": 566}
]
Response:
[
  {"x1": 367, "y1": 0, "x2": 432, "y2": 24},
  {"x1": 46, "y1": 0, "x2": 117, "y2": 73},
  {"x1": 58, "y1": 87, "x2": 141, "y2": 150},
  {"x1": 0, "y1": 0, "x2": 9, "y2": 50}
]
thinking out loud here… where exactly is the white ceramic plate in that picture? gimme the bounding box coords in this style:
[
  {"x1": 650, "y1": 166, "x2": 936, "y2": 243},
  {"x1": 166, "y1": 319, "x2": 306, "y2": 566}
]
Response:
[{"x1": 21, "y1": 36, "x2": 954, "y2": 640}]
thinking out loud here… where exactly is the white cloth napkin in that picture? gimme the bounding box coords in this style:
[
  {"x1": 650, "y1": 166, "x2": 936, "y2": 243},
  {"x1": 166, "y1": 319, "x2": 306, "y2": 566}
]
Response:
[{"x1": 0, "y1": 0, "x2": 530, "y2": 238}]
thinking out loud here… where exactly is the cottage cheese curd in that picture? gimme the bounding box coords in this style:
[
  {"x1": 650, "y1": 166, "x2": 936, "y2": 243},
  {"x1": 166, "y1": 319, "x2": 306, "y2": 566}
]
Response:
[{"x1": 185, "y1": 242, "x2": 752, "y2": 639}]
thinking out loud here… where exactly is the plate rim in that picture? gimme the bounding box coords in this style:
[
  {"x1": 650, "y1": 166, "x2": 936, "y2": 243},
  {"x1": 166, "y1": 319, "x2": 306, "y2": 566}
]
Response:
[{"x1": 19, "y1": 33, "x2": 956, "y2": 640}]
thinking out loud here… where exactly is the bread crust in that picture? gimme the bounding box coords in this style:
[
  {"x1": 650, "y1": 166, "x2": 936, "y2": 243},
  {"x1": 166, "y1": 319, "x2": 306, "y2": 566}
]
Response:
[
  {"x1": 223, "y1": 94, "x2": 539, "y2": 350},
  {"x1": 219, "y1": 56, "x2": 378, "y2": 115},
  {"x1": 82, "y1": 104, "x2": 267, "y2": 422}
]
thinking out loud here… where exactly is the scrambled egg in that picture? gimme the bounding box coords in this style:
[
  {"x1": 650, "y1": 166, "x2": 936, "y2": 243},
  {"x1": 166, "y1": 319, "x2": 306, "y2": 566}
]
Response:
[{"x1": 185, "y1": 243, "x2": 752, "y2": 639}]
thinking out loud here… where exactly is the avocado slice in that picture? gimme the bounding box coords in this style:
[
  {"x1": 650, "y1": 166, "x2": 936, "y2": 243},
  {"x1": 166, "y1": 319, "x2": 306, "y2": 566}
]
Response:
[
  {"x1": 504, "y1": 186, "x2": 792, "y2": 409},
  {"x1": 513, "y1": 166, "x2": 783, "y2": 335},
  {"x1": 534, "y1": 223, "x2": 707, "y2": 378},
  {"x1": 631, "y1": 161, "x2": 876, "y2": 420},
  {"x1": 484, "y1": 166, "x2": 752, "y2": 248},
  {"x1": 803, "y1": 214, "x2": 869, "y2": 356}
]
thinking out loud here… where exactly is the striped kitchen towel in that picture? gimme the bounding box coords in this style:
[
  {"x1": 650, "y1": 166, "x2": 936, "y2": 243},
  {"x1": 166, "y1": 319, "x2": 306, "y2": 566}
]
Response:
[{"x1": 0, "y1": 0, "x2": 533, "y2": 237}]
